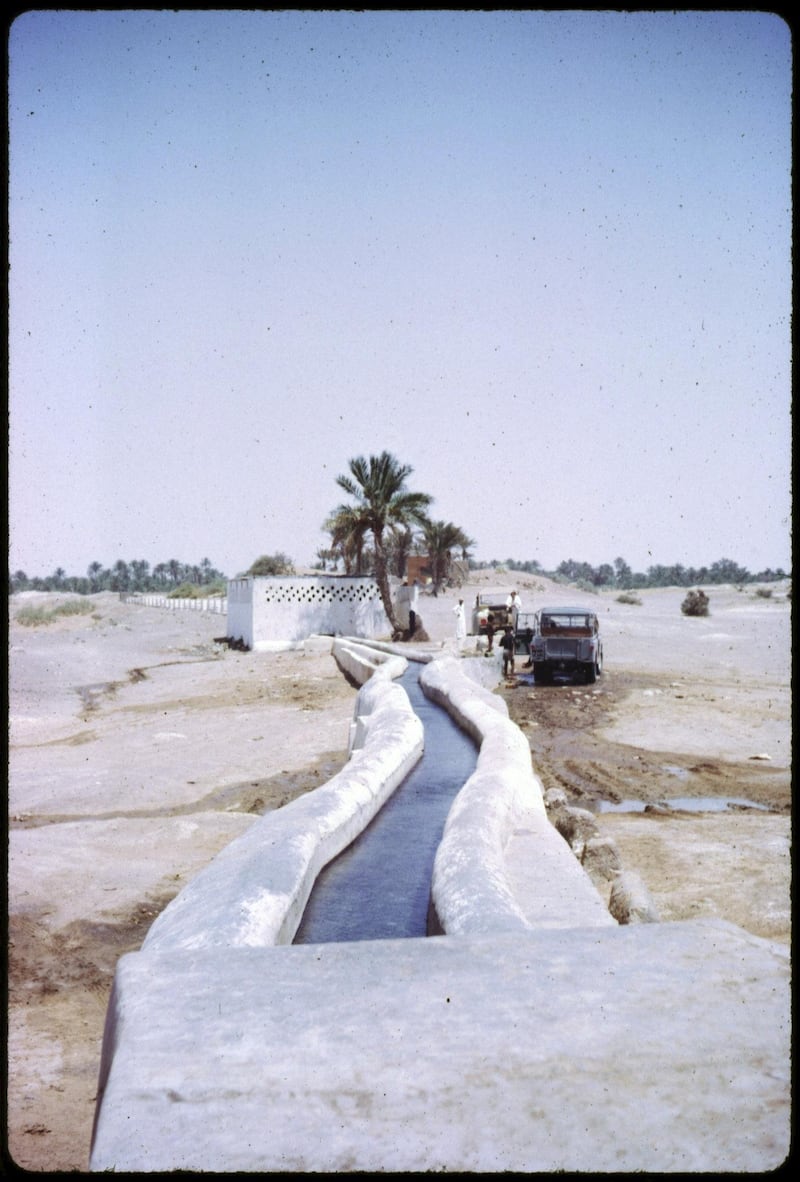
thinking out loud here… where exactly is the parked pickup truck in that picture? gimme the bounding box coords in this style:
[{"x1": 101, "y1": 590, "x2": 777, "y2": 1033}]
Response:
[
  {"x1": 471, "y1": 592, "x2": 512, "y2": 635},
  {"x1": 529, "y1": 606, "x2": 603, "y2": 684}
]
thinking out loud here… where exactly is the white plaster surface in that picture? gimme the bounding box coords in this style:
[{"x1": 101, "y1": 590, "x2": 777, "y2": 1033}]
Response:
[
  {"x1": 227, "y1": 576, "x2": 390, "y2": 649},
  {"x1": 331, "y1": 637, "x2": 407, "y2": 689},
  {"x1": 87, "y1": 645, "x2": 789, "y2": 1173},
  {"x1": 90, "y1": 920, "x2": 789, "y2": 1174},
  {"x1": 422, "y1": 657, "x2": 614, "y2": 934},
  {"x1": 140, "y1": 658, "x2": 422, "y2": 953}
]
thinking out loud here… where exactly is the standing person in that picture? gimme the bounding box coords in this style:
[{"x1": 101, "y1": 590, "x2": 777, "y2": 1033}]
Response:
[
  {"x1": 500, "y1": 625, "x2": 516, "y2": 677},
  {"x1": 408, "y1": 579, "x2": 419, "y2": 639},
  {"x1": 398, "y1": 580, "x2": 411, "y2": 638},
  {"x1": 485, "y1": 611, "x2": 496, "y2": 655},
  {"x1": 453, "y1": 598, "x2": 466, "y2": 650},
  {"x1": 506, "y1": 589, "x2": 522, "y2": 629}
]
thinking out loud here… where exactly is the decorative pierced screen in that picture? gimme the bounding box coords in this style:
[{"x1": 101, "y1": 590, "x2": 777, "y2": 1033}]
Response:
[{"x1": 227, "y1": 576, "x2": 390, "y2": 648}]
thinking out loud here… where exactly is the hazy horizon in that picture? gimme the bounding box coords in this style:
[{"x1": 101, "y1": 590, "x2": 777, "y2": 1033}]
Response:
[
  {"x1": 9, "y1": 11, "x2": 792, "y2": 579},
  {"x1": 9, "y1": 550, "x2": 788, "y2": 586}
]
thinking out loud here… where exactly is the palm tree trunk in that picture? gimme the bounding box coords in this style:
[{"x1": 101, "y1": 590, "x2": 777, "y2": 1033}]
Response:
[{"x1": 373, "y1": 536, "x2": 400, "y2": 633}]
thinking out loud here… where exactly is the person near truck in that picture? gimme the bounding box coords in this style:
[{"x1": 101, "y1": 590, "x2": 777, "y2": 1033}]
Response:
[
  {"x1": 500, "y1": 625, "x2": 516, "y2": 676},
  {"x1": 506, "y1": 590, "x2": 522, "y2": 628},
  {"x1": 485, "y1": 611, "x2": 496, "y2": 655},
  {"x1": 453, "y1": 598, "x2": 466, "y2": 649}
]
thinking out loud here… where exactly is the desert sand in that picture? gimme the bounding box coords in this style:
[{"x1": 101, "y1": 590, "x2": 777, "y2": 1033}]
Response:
[{"x1": 6, "y1": 573, "x2": 791, "y2": 1171}]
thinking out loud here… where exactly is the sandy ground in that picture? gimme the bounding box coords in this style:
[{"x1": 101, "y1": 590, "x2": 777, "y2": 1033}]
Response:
[{"x1": 5, "y1": 574, "x2": 791, "y2": 1171}]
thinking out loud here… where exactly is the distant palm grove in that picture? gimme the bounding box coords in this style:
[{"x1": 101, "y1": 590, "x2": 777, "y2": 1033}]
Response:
[
  {"x1": 8, "y1": 552, "x2": 788, "y2": 599},
  {"x1": 8, "y1": 454, "x2": 788, "y2": 599},
  {"x1": 8, "y1": 557, "x2": 228, "y2": 596},
  {"x1": 472, "y1": 556, "x2": 788, "y2": 590}
]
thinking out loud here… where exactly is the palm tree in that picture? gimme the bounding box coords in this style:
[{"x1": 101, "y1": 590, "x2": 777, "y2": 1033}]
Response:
[
  {"x1": 324, "y1": 505, "x2": 370, "y2": 575},
  {"x1": 111, "y1": 559, "x2": 130, "y2": 592},
  {"x1": 422, "y1": 520, "x2": 473, "y2": 595},
  {"x1": 457, "y1": 533, "x2": 476, "y2": 564},
  {"x1": 387, "y1": 525, "x2": 416, "y2": 578},
  {"x1": 333, "y1": 452, "x2": 433, "y2": 631},
  {"x1": 130, "y1": 559, "x2": 150, "y2": 592},
  {"x1": 87, "y1": 561, "x2": 103, "y2": 592},
  {"x1": 316, "y1": 547, "x2": 339, "y2": 572}
]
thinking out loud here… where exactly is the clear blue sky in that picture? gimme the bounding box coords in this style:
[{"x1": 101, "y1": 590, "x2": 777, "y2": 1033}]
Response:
[{"x1": 8, "y1": 10, "x2": 792, "y2": 579}]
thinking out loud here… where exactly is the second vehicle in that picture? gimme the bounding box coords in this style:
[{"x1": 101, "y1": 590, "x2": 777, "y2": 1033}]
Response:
[{"x1": 528, "y1": 606, "x2": 604, "y2": 684}]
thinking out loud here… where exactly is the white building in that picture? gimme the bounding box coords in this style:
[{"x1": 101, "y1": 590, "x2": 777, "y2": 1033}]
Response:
[{"x1": 226, "y1": 575, "x2": 391, "y2": 651}]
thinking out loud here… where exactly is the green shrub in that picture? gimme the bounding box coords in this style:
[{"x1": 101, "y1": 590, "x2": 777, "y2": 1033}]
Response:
[
  {"x1": 681, "y1": 589, "x2": 710, "y2": 617},
  {"x1": 246, "y1": 553, "x2": 295, "y2": 577},
  {"x1": 53, "y1": 598, "x2": 95, "y2": 617},
  {"x1": 168, "y1": 583, "x2": 203, "y2": 599},
  {"x1": 15, "y1": 599, "x2": 94, "y2": 626},
  {"x1": 616, "y1": 592, "x2": 642, "y2": 605},
  {"x1": 754, "y1": 587, "x2": 773, "y2": 598},
  {"x1": 15, "y1": 605, "x2": 51, "y2": 626},
  {"x1": 166, "y1": 581, "x2": 228, "y2": 599}
]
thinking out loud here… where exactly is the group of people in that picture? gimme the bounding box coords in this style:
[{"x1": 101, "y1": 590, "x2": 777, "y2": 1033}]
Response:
[
  {"x1": 404, "y1": 581, "x2": 524, "y2": 678},
  {"x1": 454, "y1": 589, "x2": 523, "y2": 677}
]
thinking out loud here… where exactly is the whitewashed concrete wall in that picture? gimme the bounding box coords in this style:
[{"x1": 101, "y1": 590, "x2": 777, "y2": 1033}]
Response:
[
  {"x1": 89, "y1": 920, "x2": 790, "y2": 1174},
  {"x1": 226, "y1": 578, "x2": 255, "y2": 647},
  {"x1": 88, "y1": 647, "x2": 790, "y2": 1173},
  {"x1": 227, "y1": 576, "x2": 391, "y2": 651},
  {"x1": 136, "y1": 644, "x2": 421, "y2": 954},
  {"x1": 421, "y1": 657, "x2": 615, "y2": 935}
]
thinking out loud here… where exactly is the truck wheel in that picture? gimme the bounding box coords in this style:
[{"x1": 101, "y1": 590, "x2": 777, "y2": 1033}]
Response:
[
  {"x1": 583, "y1": 663, "x2": 597, "y2": 684},
  {"x1": 533, "y1": 662, "x2": 551, "y2": 684}
]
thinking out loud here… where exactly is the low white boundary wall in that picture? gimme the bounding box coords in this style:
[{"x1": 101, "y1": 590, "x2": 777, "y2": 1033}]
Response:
[
  {"x1": 123, "y1": 594, "x2": 227, "y2": 613},
  {"x1": 140, "y1": 645, "x2": 422, "y2": 954}
]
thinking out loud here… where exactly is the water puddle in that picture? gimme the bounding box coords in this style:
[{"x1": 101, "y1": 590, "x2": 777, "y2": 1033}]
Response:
[{"x1": 594, "y1": 796, "x2": 770, "y2": 814}]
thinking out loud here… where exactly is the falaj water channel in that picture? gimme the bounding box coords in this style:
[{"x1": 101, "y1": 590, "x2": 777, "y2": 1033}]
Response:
[
  {"x1": 7, "y1": 582, "x2": 790, "y2": 1171},
  {"x1": 294, "y1": 665, "x2": 478, "y2": 944}
]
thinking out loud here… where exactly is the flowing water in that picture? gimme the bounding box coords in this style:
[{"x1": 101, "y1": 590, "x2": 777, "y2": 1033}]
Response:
[{"x1": 293, "y1": 666, "x2": 478, "y2": 944}]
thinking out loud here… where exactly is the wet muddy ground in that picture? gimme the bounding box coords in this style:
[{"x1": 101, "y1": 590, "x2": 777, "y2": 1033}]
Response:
[
  {"x1": 499, "y1": 668, "x2": 789, "y2": 814},
  {"x1": 497, "y1": 667, "x2": 790, "y2": 945}
]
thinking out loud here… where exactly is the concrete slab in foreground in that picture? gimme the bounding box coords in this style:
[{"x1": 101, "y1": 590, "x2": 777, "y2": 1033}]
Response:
[{"x1": 90, "y1": 918, "x2": 789, "y2": 1173}]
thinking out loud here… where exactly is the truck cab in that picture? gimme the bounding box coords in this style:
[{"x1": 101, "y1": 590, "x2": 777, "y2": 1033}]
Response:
[{"x1": 529, "y1": 606, "x2": 603, "y2": 683}]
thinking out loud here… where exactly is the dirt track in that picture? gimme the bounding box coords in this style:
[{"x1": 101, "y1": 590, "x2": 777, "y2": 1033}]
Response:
[{"x1": 6, "y1": 578, "x2": 792, "y2": 1171}]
